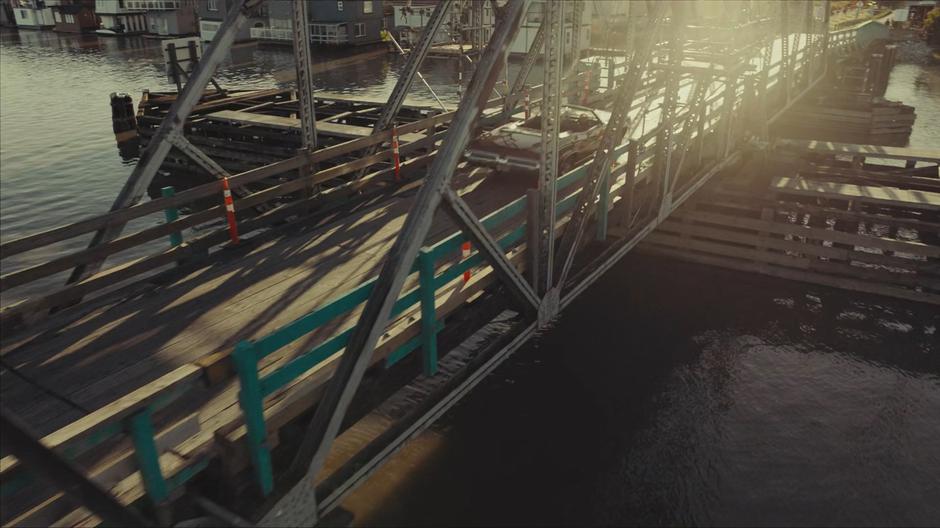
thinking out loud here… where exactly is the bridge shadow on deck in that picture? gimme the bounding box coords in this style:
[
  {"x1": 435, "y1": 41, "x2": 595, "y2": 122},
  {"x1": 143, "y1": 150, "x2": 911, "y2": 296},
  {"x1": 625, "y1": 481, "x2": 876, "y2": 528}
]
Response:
[{"x1": 0, "y1": 168, "x2": 522, "y2": 436}]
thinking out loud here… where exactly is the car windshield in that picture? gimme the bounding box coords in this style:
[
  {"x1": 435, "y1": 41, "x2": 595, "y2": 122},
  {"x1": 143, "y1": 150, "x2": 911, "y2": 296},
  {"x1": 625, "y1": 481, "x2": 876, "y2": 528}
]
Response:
[{"x1": 518, "y1": 107, "x2": 599, "y2": 133}]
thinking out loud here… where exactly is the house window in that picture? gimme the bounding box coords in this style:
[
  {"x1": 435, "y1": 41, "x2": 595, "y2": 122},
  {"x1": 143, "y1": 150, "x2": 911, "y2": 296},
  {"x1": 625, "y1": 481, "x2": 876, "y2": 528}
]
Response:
[
  {"x1": 65, "y1": 13, "x2": 75, "y2": 23},
  {"x1": 355, "y1": 22, "x2": 365, "y2": 37},
  {"x1": 336, "y1": 1, "x2": 343, "y2": 12},
  {"x1": 208, "y1": 0, "x2": 217, "y2": 11},
  {"x1": 362, "y1": 1, "x2": 372, "y2": 14}
]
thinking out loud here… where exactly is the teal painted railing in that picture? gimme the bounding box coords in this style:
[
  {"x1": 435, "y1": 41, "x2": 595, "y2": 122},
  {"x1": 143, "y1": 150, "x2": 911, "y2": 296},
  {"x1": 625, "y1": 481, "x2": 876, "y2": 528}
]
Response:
[
  {"x1": 0, "y1": 381, "x2": 203, "y2": 510},
  {"x1": 231, "y1": 143, "x2": 631, "y2": 497}
]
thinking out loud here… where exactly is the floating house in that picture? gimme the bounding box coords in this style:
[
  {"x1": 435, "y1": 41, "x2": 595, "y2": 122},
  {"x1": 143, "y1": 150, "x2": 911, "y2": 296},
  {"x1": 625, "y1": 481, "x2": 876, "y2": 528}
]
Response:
[
  {"x1": 49, "y1": 0, "x2": 97, "y2": 33},
  {"x1": 10, "y1": 0, "x2": 55, "y2": 28},
  {"x1": 95, "y1": 0, "x2": 147, "y2": 35}
]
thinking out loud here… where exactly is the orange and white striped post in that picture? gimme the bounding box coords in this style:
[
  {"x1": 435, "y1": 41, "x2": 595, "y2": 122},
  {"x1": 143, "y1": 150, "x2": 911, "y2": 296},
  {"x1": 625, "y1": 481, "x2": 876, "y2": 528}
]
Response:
[
  {"x1": 461, "y1": 241, "x2": 471, "y2": 283},
  {"x1": 391, "y1": 126, "x2": 401, "y2": 181},
  {"x1": 523, "y1": 89, "x2": 531, "y2": 120},
  {"x1": 582, "y1": 68, "x2": 592, "y2": 105},
  {"x1": 222, "y1": 177, "x2": 239, "y2": 245}
]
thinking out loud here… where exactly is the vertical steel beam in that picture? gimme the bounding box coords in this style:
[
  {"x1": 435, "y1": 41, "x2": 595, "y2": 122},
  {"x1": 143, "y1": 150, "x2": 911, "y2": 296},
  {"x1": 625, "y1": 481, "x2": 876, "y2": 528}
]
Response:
[
  {"x1": 293, "y1": 0, "x2": 317, "y2": 150},
  {"x1": 472, "y1": 0, "x2": 485, "y2": 52},
  {"x1": 536, "y1": 0, "x2": 564, "y2": 297},
  {"x1": 67, "y1": 0, "x2": 261, "y2": 285},
  {"x1": 260, "y1": 3, "x2": 531, "y2": 525}
]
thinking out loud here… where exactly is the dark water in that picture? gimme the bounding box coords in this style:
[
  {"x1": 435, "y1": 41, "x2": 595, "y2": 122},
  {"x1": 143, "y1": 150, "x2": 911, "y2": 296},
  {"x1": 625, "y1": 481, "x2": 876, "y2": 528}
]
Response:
[
  {"x1": 340, "y1": 64, "x2": 940, "y2": 525},
  {"x1": 1, "y1": 28, "x2": 939, "y2": 527}
]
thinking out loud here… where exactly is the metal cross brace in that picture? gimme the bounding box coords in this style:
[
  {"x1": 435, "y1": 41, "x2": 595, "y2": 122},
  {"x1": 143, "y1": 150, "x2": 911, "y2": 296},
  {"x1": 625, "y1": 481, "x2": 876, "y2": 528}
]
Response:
[{"x1": 259, "y1": 3, "x2": 532, "y2": 525}]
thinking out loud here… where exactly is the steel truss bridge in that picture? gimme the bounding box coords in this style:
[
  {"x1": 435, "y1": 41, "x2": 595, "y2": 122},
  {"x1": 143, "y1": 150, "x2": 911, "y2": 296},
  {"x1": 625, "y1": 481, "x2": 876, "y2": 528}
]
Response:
[{"x1": 0, "y1": 1, "x2": 853, "y2": 526}]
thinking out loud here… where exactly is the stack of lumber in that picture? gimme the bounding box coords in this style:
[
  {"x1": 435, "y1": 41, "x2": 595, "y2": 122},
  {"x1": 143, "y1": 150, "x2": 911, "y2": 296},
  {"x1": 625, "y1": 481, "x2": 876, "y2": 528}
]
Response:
[
  {"x1": 640, "y1": 146, "x2": 940, "y2": 305},
  {"x1": 772, "y1": 95, "x2": 916, "y2": 146}
]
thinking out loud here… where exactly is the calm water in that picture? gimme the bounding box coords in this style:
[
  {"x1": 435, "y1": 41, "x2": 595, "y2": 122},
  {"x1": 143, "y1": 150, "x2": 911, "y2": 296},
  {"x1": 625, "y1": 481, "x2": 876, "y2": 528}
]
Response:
[
  {"x1": 1, "y1": 28, "x2": 939, "y2": 526},
  {"x1": 0, "y1": 28, "x2": 466, "y2": 301}
]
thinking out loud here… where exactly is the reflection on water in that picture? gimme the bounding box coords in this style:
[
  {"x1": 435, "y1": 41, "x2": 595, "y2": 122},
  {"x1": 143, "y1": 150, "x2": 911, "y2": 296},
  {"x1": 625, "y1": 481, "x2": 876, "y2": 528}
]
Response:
[
  {"x1": 884, "y1": 63, "x2": 940, "y2": 149},
  {"x1": 0, "y1": 28, "x2": 469, "y2": 301},
  {"x1": 1, "y1": 28, "x2": 938, "y2": 525},
  {"x1": 342, "y1": 60, "x2": 940, "y2": 525},
  {"x1": 349, "y1": 256, "x2": 940, "y2": 527}
]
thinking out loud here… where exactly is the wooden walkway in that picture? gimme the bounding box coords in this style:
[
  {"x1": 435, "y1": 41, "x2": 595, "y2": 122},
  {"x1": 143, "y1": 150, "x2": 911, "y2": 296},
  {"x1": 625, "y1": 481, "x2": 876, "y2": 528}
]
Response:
[{"x1": 0, "y1": 166, "x2": 526, "y2": 439}]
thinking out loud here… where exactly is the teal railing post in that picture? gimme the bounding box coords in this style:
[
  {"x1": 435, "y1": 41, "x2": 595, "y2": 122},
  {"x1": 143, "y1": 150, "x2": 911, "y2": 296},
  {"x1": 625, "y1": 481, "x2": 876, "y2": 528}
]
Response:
[
  {"x1": 596, "y1": 165, "x2": 611, "y2": 241},
  {"x1": 127, "y1": 408, "x2": 169, "y2": 505},
  {"x1": 161, "y1": 186, "x2": 183, "y2": 248},
  {"x1": 232, "y1": 341, "x2": 274, "y2": 496},
  {"x1": 417, "y1": 248, "x2": 438, "y2": 376}
]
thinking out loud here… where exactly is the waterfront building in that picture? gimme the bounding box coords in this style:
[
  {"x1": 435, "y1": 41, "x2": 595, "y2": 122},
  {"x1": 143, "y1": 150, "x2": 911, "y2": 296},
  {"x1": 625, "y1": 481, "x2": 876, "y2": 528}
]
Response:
[
  {"x1": 95, "y1": 0, "x2": 147, "y2": 35},
  {"x1": 250, "y1": 0, "x2": 384, "y2": 45},
  {"x1": 9, "y1": 0, "x2": 55, "y2": 29},
  {"x1": 196, "y1": 0, "x2": 268, "y2": 42},
  {"x1": 123, "y1": 0, "x2": 196, "y2": 36},
  {"x1": 48, "y1": 0, "x2": 97, "y2": 33},
  {"x1": 1, "y1": 0, "x2": 18, "y2": 26}
]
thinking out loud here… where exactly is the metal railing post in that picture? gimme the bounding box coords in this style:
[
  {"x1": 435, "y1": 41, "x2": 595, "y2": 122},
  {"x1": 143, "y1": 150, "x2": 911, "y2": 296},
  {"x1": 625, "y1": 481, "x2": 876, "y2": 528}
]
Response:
[
  {"x1": 161, "y1": 186, "x2": 183, "y2": 248},
  {"x1": 417, "y1": 248, "x2": 438, "y2": 376},
  {"x1": 232, "y1": 341, "x2": 274, "y2": 496}
]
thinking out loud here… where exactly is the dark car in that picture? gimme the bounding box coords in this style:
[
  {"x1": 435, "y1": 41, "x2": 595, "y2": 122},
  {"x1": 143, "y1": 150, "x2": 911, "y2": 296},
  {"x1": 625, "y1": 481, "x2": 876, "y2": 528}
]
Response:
[{"x1": 465, "y1": 105, "x2": 611, "y2": 173}]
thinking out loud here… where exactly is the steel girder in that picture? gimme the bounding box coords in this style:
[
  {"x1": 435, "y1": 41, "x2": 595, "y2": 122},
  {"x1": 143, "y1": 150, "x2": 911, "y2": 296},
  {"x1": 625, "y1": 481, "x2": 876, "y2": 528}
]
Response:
[
  {"x1": 293, "y1": 0, "x2": 317, "y2": 150},
  {"x1": 534, "y1": 0, "x2": 564, "y2": 300},
  {"x1": 67, "y1": 0, "x2": 263, "y2": 285},
  {"x1": 553, "y1": 5, "x2": 665, "y2": 290},
  {"x1": 259, "y1": 3, "x2": 532, "y2": 525}
]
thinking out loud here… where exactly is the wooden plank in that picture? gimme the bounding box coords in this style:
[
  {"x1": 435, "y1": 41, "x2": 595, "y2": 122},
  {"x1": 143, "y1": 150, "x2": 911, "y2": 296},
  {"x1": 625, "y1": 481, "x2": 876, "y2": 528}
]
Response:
[
  {"x1": 775, "y1": 139, "x2": 940, "y2": 164},
  {"x1": 673, "y1": 209, "x2": 940, "y2": 258},
  {"x1": 0, "y1": 365, "x2": 200, "y2": 477},
  {"x1": 641, "y1": 245, "x2": 940, "y2": 305},
  {"x1": 207, "y1": 110, "x2": 375, "y2": 139},
  {"x1": 0, "y1": 109, "x2": 453, "y2": 262},
  {"x1": 772, "y1": 176, "x2": 940, "y2": 211}
]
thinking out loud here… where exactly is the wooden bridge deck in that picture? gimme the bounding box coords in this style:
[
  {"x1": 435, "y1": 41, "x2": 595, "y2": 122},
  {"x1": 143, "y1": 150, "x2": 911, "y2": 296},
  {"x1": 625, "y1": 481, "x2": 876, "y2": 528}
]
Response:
[{"x1": 0, "y1": 166, "x2": 525, "y2": 439}]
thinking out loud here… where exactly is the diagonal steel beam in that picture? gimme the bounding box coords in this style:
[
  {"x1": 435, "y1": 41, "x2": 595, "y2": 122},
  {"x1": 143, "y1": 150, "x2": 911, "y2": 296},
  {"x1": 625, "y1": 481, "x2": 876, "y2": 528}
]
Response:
[
  {"x1": 502, "y1": 16, "x2": 545, "y2": 116},
  {"x1": 354, "y1": 0, "x2": 453, "y2": 179},
  {"x1": 260, "y1": 3, "x2": 531, "y2": 525},
  {"x1": 441, "y1": 187, "x2": 540, "y2": 310},
  {"x1": 553, "y1": 5, "x2": 664, "y2": 290},
  {"x1": 67, "y1": 0, "x2": 263, "y2": 285}
]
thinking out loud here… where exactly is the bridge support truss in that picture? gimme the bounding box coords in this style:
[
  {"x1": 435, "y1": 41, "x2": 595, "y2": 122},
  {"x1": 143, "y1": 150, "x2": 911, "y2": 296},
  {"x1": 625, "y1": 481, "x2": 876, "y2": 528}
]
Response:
[{"x1": 3, "y1": 1, "x2": 838, "y2": 526}]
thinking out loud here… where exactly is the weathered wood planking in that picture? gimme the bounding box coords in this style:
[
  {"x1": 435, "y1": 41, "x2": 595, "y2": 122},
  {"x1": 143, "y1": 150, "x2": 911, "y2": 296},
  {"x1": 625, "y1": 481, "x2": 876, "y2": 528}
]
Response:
[
  {"x1": 776, "y1": 139, "x2": 940, "y2": 164},
  {"x1": 773, "y1": 176, "x2": 940, "y2": 211}
]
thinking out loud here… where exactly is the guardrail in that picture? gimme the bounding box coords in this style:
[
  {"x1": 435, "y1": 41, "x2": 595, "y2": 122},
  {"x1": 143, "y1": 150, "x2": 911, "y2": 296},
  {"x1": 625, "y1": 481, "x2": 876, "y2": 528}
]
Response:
[{"x1": 231, "y1": 140, "x2": 634, "y2": 495}]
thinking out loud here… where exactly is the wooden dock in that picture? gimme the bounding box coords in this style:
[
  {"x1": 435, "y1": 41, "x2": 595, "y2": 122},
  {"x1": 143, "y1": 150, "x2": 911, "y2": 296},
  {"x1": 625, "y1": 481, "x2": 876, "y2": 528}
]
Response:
[{"x1": 641, "y1": 142, "x2": 940, "y2": 305}]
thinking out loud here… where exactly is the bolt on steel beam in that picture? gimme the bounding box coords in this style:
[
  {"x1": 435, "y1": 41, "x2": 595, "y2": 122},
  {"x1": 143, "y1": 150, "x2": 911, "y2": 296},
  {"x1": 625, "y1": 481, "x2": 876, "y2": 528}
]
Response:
[
  {"x1": 293, "y1": 0, "x2": 317, "y2": 151},
  {"x1": 534, "y1": 0, "x2": 564, "y2": 299}
]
